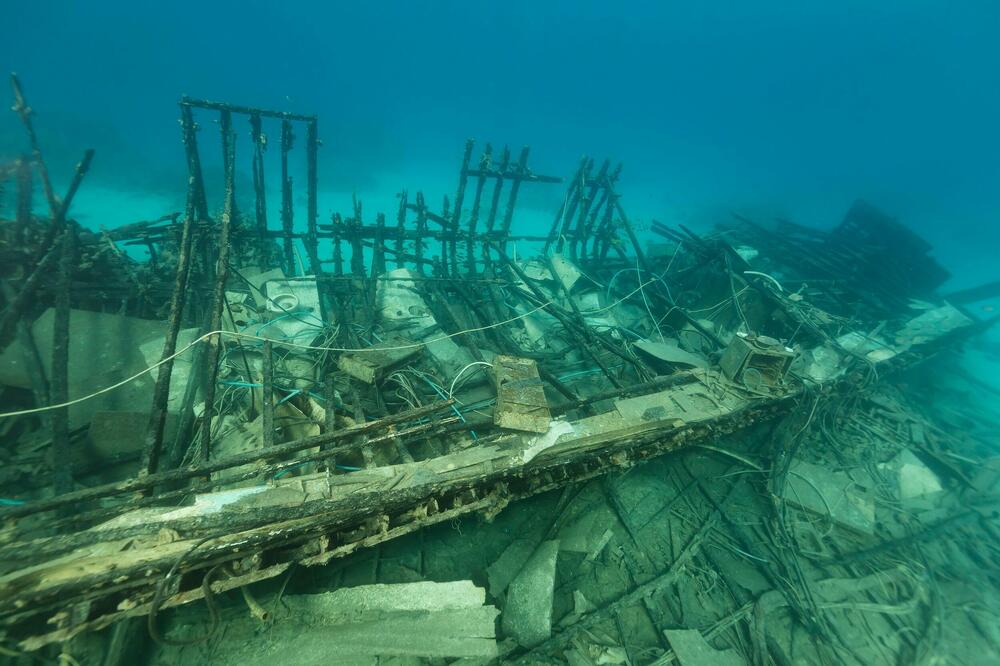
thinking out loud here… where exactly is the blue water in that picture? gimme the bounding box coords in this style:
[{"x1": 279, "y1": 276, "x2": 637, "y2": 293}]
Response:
[{"x1": 2, "y1": 0, "x2": 999, "y2": 289}]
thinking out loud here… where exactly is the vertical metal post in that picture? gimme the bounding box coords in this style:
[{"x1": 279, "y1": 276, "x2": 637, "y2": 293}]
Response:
[
  {"x1": 373, "y1": 212, "x2": 387, "y2": 277},
  {"x1": 306, "y1": 119, "x2": 319, "y2": 256},
  {"x1": 199, "y1": 109, "x2": 236, "y2": 463},
  {"x1": 499, "y1": 146, "x2": 530, "y2": 252},
  {"x1": 414, "y1": 192, "x2": 427, "y2": 275},
  {"x1": 303, "y1": 119, "x2": 332, "y2": 324},
  {"x1": 140, "y1": 210, "x2": 195, "y2": 476},
  {"x1": 449, "y1": 139, "x2": 474, "y2": 277},
  {"x1": 484, "y1": 146, "x2": 511, "y2": 236},
  {"x1": 179, "y1": 101, "x2": 209, "y2": 222},
  {"x1": 465, "y1": 144, "x2": 491, "y2": 275},
  {"x1": 557, "y1": 158, "x2": 591, "y2": 252},
  {"x1": 571, "y1": 159, "x2": 608, "y2": 259},
  {"x1": 584, "y1": 163, "x2": 621, "y2": 260},
  {"x1": 280, "y1": 118, "x2": 295, "y2": 275},
  {"x1": 50, "y1": 226, "x2": 75, "y2": 494},
  {"x1": 332, "y1": 213, "x2": 344, "y2": 276},
  {"x1": 249, "y1": 112, "x2": 269, "y2": 260},
  {"x1": 545, "y1": 156, "x2": 587, "y2": 255},
  {"x1": 350, "y1": 195, "x2": 365, "y2": 277},
  {"x1": 395, "y1": 190, "x2": 408, "y2": 270}
]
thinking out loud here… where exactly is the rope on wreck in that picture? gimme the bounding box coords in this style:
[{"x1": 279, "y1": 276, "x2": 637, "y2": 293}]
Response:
[
  {"x1": 0, "y1": 275, "x2": 665, "y2": 420},
  {"x1": 147, "y1": 535, "x2": 225, "y2": 646}
]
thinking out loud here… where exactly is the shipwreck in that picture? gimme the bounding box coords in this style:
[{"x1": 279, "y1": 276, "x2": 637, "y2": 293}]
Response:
[{"x1": 1, "y1": 76, "x2": 998, "y2": 665}]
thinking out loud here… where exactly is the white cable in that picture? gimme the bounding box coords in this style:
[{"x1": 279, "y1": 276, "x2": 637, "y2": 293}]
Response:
[
  {"x1": 0, "y1": 302, "x2": 550, "y2": 420},
  {"x1": 0, "y1": 272, "x2": 681, "y2": 421},
  {"x1": 447, "y1": 361, "x2": 494, "y2": 398},
  {"x1": 743, "y1": 270, "x2": 784, "y2": 293}
]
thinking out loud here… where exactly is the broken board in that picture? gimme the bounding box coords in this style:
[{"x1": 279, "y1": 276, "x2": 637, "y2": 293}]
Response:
[{"x1": 493, "y1": 355, "x2": 551, "y2": 433}]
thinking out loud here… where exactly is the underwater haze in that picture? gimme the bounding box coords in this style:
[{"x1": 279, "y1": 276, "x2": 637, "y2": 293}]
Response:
[
  {"x1": 5, "y1": 4, "x2": 1000, "y2": 662},
  {"x1": 2, "y1": 0, "x2": 1000, "y2": 287}
]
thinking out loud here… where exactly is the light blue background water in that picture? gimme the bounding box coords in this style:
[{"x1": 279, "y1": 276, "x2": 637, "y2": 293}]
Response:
[{"x1": 2, "y1": 1, "x2": 998, "y2": 291}]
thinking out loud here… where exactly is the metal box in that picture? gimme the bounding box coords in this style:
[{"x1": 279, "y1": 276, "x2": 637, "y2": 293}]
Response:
[{"x1": 719, "y1": 333, "x2": 795, "y2": 389}]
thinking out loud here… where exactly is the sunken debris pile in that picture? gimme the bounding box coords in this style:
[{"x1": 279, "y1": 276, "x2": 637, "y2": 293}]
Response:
[{"x1": 0, "y1": 78, "x2": 997, "y2": 665}]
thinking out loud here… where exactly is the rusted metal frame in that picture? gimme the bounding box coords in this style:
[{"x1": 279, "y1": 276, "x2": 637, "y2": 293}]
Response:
[
  {"x1": 373, "y1": 212, "x2": 388, "y2": 278},
  {"x1": 556, "y1": 158, "x2": 592, "y2": 253},
  {"x1": 349, "y1": 195, "x2": 365, "y2": 277},
  {"x1": 314, "y1": 223, "x2": 550, "y2": 247},
  {"x1": 580, "y1": 186, "x2": 609, "y2": 262},
  {"x1": 304, "y1": 118, "x2": 335, "y2": 327},
  {"x1": 395, "y1": 190, "x2": 408, "y2": 269},
  {"x1": 498, "y1": 145, "x2": 530, "y2": 253},
  {"x1": 447, "y1": 139, "x2": 475, "y2": 279},
  {"x1": 369, "y1": 213, "x2": 387, "y2": 315},
  {"x1": 483, "y1": 146, "x2": 511, "y2": 237},
  {"x1": 249, "y1": 112, "x2": 269, "y2": 261},
  {"x1": 356, "y1": 238, "x2": 436, "y2": 271},
  {"x1": 403, "y1": 203, "x2": 451, "y2": 229},
  {"x1": 262, "y1": 341, "x2": 275, "y2": 448},
  {"x1": 180, "y1": 97, "x2": 316, "y2": 122},
  {"x1": 597, "y1": 189, "x2": 624, "y2": 261},
  {"x1": 279, "y1": 119, "x2": 295, "y2": 275},
  {"x1": 332, "y1": 213, "x2": 345, "y2": 276},
  {"x1": 50, "y1": 225, "x2": 76, "y2": 495},
  {"x1": 419, "y1": 189, "x2": 447, "y2": 277},
  {"x1": 414, "y1": 192, "x2": 428, "y2": 275},
  {"x1": 585, "y1": 163, "x2": 622, "y2": 260},
  {"x1": 306, "y1": 119, "x2": 319, "y2": 252},
  {"x1": 544, "y1": 157, "x2": 587, "y2": 255},
  {"x1": 198, "y1": 109, "x2": 237, "y2": 463},
  {"x1": 450, "y1": 140, "x2": 475, "y2": 270},
  {"x1": 179, "y1": 104, "x2": 210, "y2": 223},
  {"x1": 139, "y1": 207, "x2": 196, "y2": 476},
  {"x1": 465, "y1": 144, "x2": 491, "y2": 275},
  {"x1": 571, "y1": 158, "x2": 609, "y2": 260}
]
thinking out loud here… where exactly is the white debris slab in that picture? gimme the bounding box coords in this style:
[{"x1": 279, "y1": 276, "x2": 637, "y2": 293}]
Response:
[{"x1": 502, "y1": 539, "x2": 560, "y2": 647}]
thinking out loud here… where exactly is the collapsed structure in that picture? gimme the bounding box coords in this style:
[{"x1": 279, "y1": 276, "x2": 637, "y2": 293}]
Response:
[{"x1": 1, "y1": 76, "x2": 998, "y2": 665}]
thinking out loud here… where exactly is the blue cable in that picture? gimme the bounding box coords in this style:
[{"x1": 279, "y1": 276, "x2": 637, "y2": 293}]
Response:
[{"x1": 411, "y1": 373, "x2": 478, "y2": 440}]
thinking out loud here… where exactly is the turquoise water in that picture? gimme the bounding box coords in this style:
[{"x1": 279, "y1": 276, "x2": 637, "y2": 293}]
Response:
[
  {"x1": 3, "y1": 3, "x2": 1000, "y2": 664},
  {"x1": 3, "y1": 1, "x2": 999, "y2": 290}
]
